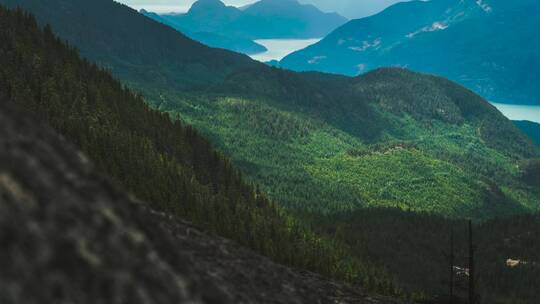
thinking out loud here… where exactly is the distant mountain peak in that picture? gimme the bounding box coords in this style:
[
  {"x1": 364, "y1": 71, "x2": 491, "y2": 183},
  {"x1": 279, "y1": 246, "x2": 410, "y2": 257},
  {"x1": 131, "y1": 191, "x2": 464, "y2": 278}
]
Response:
[
  {"x1": 147, "y1": 0, "x2": 346, "y2": 41},
  {"x1": 280, "y1": 0, "x2": 540, "y2": 105},
  {"x1": 189, "y1": 0, "x2": 228, "y2": 13}
]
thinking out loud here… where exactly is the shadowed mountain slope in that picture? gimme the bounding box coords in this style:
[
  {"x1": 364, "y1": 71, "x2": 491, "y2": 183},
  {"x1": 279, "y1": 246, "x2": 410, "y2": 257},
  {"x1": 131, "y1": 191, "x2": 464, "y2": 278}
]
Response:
[
  {"x1": 0, "y1": 0, "x2": 259, "y2": 89},
  {"x1": 0, "y1": 104, "x2": 402, "y2": 304},
  {"x1": 0, "y1": 5, "x2": 367, "y2": 287}
]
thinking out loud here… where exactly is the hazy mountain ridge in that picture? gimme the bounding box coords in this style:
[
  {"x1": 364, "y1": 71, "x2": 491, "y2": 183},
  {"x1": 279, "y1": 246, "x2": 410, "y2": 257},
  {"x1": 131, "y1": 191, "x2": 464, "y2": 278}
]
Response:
[
  {"x1": 164, "y1": 0, "x2": 347, "y2": 39},
  {"x1": 0, "y1": 0, "x2": 259, "y2": 89},
  {"x1": 230, "y1": 0, "x2": 348, "y2": 39},
  {"x1": 281, "y1": 0, "x2": 540, "y2": 105},
  {"x1": 140, "y1": 9, "x2": 268, "y2": 55},
  {"x1": 299, "y1": 0, "x2": 407, "y2": 19},
  {"x1": 141, "y1": 0, "x2": 347, "y2": 55}
]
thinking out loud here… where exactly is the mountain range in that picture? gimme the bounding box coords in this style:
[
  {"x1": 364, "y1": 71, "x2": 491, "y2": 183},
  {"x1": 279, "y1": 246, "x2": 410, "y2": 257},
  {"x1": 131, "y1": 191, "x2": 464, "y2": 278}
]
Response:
[
  {"x1": 281, "y1": 0, "x2": 540, "y2": 105},
  {"x1": 299, "y1": 0, "x2": 408, "y2": 19},
  {"x1": 142, "y1": 0, "x2": 347, "y2": 55},
  {"x1": 2, "y1": 0, "x2": 540, "y2": 302},
  {"x1": 141, "y1": 8, "x2": 267, "y2": 55}
]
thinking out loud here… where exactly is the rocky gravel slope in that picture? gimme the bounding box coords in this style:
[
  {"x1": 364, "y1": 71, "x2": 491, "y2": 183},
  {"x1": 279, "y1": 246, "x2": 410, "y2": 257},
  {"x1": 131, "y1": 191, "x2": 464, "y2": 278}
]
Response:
[{"x1": 0, "y1": 105, "x2": 402, "y2": 304}]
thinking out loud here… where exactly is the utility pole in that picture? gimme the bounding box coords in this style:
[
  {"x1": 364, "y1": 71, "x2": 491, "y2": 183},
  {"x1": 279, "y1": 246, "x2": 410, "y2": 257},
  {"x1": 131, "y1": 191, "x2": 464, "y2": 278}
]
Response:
[
  {"x1": 449, "y1": 226, "x2": 454, "y2": 304},
  {"x1": 468, "y1": 220, "x2": 475, "y2": 304}
]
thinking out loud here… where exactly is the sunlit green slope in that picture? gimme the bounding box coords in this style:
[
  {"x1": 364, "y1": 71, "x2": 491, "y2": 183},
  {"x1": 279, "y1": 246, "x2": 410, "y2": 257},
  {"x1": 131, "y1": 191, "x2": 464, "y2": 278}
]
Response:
[{"x1": 155, "y1": 68, "x2": 540, "y2": 218}]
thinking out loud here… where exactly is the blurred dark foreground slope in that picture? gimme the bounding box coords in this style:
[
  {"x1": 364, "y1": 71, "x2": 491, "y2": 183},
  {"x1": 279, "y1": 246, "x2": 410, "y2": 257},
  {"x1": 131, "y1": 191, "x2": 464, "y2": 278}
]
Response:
[{"x1": 0, "y1": 105, "x2": 402, "y2": 304}]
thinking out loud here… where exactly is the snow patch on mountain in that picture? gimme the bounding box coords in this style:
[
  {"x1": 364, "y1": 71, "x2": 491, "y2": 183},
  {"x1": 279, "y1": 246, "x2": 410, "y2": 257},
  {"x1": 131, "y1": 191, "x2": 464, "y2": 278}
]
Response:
[
  {"x1": 476, "y1": 0, "x2": 492, "y2": 13},
  {"x1": 308, "y1": 55, "x2": 326, "y2": 64},
  {"x1": 348, "y1": 38, "x2": 381, "y2": 52},
  {"x1": 407, "y1": 22, "x2": 448, "y2": 38}
]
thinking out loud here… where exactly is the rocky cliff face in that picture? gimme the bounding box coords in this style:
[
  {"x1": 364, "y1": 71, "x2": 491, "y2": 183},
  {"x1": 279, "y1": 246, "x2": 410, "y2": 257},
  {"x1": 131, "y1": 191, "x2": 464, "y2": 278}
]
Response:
[{"x1": 0, "y1": 105, "x2": 400, "y2": 304}]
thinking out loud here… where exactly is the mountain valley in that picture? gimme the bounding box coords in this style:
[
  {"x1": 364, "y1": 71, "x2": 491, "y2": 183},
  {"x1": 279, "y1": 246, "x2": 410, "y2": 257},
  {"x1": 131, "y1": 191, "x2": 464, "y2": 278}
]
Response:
[{"x1": 1, "y1": 0, "x2": 540, "y2": 302}]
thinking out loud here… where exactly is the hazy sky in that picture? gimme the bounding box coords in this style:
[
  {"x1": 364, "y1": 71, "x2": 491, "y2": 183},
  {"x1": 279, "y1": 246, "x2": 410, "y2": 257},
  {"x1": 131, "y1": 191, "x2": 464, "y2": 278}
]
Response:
[
  {"x1": 118, "y1": 0, "x2": 406, "y2": 19},
  {"x1": 119, "y1": 0, "x2": 256, "y2": 13}
]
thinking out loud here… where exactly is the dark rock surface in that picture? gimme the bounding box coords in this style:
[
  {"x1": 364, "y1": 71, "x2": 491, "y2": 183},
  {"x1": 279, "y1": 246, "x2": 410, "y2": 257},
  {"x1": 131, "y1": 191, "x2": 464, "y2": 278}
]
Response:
[{"x1": 0, "y1": 106, "x2": 401, "y2": 304}]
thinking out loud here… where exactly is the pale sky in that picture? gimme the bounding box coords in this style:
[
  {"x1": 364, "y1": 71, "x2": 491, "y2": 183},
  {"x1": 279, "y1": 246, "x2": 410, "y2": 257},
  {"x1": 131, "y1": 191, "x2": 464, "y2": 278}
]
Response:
[
  {"x1": 118, "y1": 0, "x2": 406, "y2": 19},
  {"x1": 119, "y1": 0, "x2": 257, "y2": 13}
]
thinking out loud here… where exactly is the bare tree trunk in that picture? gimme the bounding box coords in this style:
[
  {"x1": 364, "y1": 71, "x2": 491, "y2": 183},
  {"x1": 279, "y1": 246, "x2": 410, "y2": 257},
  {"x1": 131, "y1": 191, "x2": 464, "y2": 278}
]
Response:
[
  {"x1": 449, "y1": 226, "x2": 454, "y2": 304},
  {"x1": 468, "y1": 220, "x2": 475, "y2": 304}
]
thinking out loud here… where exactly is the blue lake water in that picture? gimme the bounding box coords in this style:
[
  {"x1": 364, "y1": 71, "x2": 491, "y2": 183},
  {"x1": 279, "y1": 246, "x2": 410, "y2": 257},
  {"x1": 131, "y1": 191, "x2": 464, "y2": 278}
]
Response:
[
  {"x1": 250, "y1": 38, "x2": 321, "y2": 62},
  {"x1": 491, "y1": 103, "x2": 540, "y2": 123},
  {"x1": 129, "y1": 4, "x2": 190, "y2": 13}
]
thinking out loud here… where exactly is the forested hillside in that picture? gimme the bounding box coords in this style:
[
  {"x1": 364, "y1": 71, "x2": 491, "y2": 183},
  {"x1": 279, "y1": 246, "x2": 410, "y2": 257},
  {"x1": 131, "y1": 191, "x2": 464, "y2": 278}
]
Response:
[
  {"x1": 183, "y1": 67, "x2": 539, "y2": 218},
  {"x1": 0, "y1": 6, "x2": 365, "y2": 286},
  {"x1": 0, "y1": 0, "x2": 259, "y2": 89},
  {"x1": 3, "y1": 1, "x2": 540, "y2": 303},
  {"x1": 302, "y1": 208, "x2": 540, "y2": 303},
  {"x1": 0, "y1": 93, "x2": 403, "y2": 304}
]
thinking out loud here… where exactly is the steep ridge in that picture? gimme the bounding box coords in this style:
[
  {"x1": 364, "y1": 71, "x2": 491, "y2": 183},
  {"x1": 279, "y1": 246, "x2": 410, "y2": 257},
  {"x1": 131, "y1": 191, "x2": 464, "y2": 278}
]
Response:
[
  {"x1": 281, "y1": 0, "x2": 540, "y2": 105},
  {"x1": 0, "y1": 0, "x2": 259, "y2": 89},
  {"x1": 0, "y1": 5, "x2": 366, "y2": 287},
  {"x1": 0, "y1": 104, "x2": 401, "y2": 304}
]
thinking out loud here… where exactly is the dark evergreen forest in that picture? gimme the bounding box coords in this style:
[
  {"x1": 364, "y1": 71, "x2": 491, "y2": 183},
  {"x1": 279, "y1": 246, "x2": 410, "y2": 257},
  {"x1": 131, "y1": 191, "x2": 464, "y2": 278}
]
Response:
[{"x1": 0, "y1": 6, "x2": 367, "y2": 287}]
